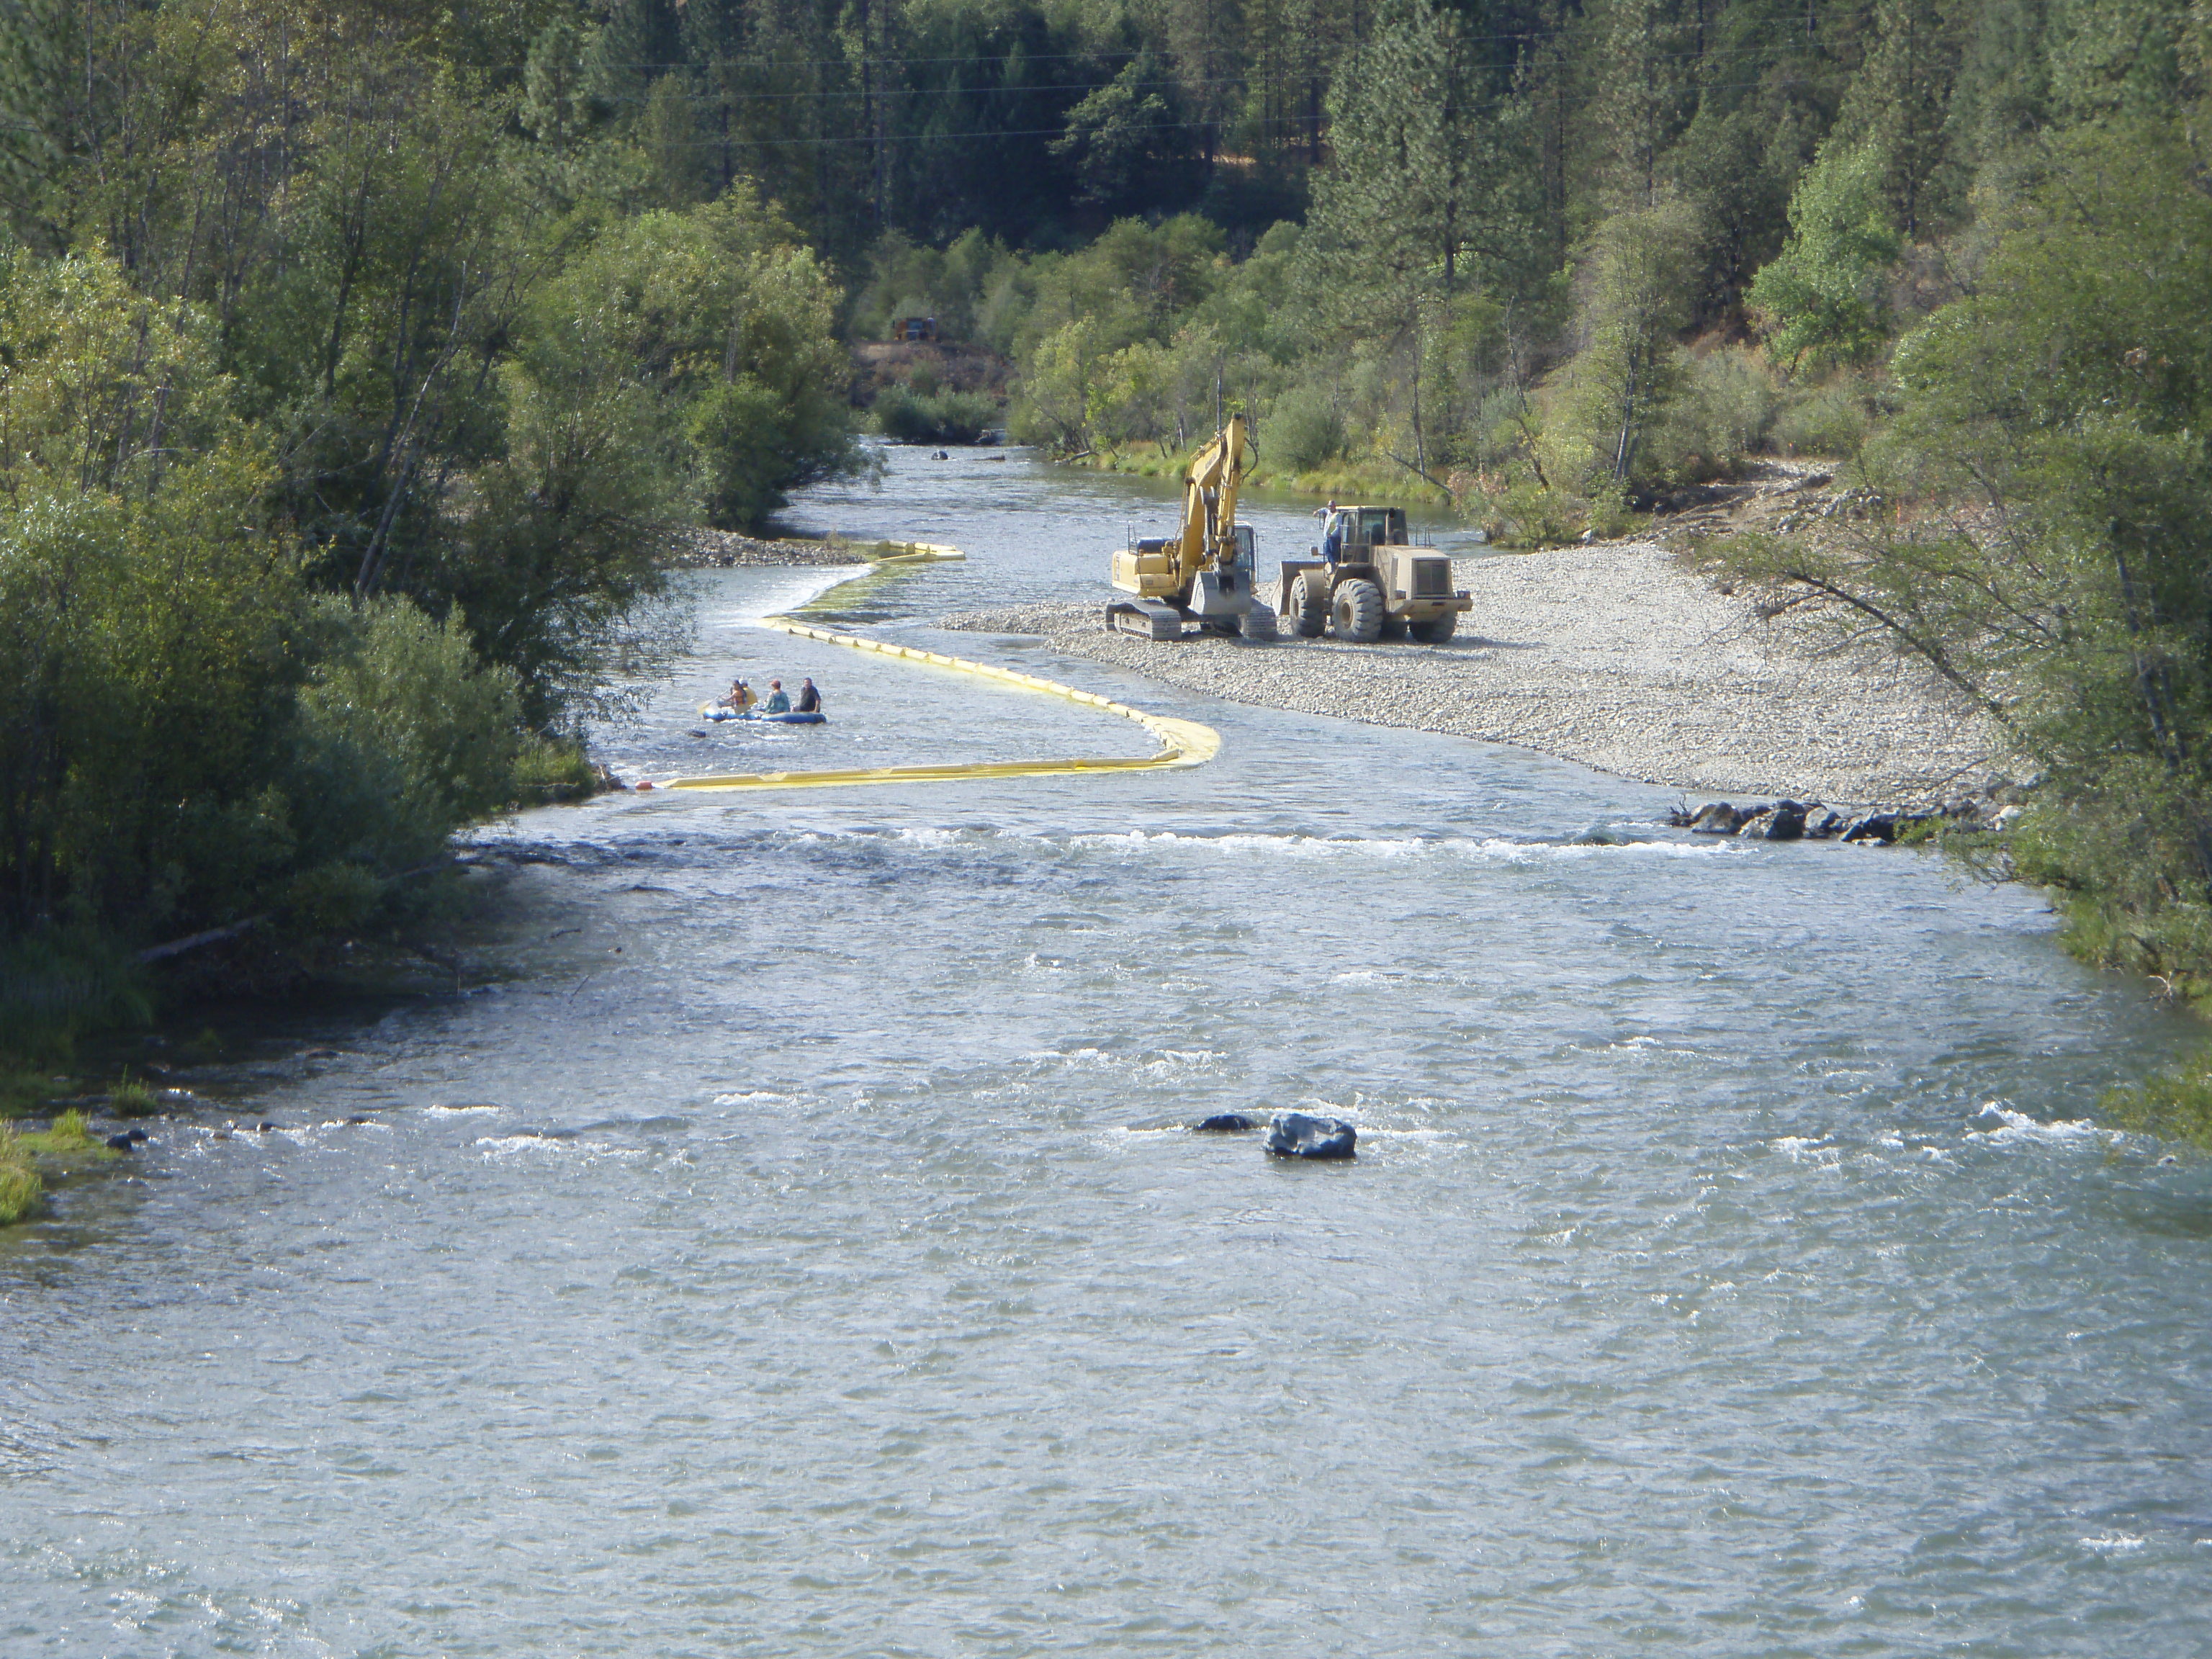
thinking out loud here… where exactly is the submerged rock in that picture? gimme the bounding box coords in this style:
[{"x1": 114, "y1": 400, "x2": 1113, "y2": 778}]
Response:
[
  {"x1": 1689, "y1": 802, "x2": 1741, "y2": 834},
  {"x1": 1266, "y1": 1112, "x2": 1357, "y2": 1160},
  {"x1": 1194, "y1": 1113, "x2": 1256, "y2": 1133}
]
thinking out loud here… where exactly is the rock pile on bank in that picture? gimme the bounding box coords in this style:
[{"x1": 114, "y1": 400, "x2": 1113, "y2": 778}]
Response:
[
  {"x1": 1668, "y1": 793, "x2": 2023, "y2": 842},
  {"x1": 938, "y1": 537, "x2": 2007, "y2": 806}
]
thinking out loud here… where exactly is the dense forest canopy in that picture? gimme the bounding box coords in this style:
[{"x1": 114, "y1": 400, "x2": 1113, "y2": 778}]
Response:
[{"x1": 4, "y1": 0, "x2": 2212, "y2": 1099}]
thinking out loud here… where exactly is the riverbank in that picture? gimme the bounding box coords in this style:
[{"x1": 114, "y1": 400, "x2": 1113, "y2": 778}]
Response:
[{"x1": 941, "y1": 536, "x2": 2005, "y2": 807}]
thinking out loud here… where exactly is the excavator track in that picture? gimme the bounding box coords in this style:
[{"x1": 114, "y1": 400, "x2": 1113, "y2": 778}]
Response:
[{"x1": 1107, "y1": 600, "x2": 1182, "y2": 641}]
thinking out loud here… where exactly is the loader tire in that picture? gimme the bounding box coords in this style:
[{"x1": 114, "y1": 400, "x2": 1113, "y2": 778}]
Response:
[
  {"x1": 1331, "y1": 578, "x2": 1384, "y2": 643},
  {"x1": 1409, "y1": 611, "x2": 1458, "y2": 644},
  {"x1": 1281, "y1": 574, "x2": 1327, "y2": 638}
]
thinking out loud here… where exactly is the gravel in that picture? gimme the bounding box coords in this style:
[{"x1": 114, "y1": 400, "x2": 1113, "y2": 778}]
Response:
[
  {"x1": 939, "y1": 539, "x2": 2005, "y2": 807},
  {"x1": 673, "y1": 528, "x2": 868, "y2": 568}
]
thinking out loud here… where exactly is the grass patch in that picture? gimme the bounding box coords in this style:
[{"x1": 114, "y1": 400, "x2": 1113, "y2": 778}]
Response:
[
  {"x1": 19, "y1": 1107, "x2": 115, "y2": 1161},
  {"x1": 2102, "y1": 1056, "x2": 2212, "y2": 1150},
  {"x1": 110, "y1": 1073, "x2": 158, "y2": 1117},
  {"x1": 0, "y1": 1123, "x2": 42, "y2": 1224}
]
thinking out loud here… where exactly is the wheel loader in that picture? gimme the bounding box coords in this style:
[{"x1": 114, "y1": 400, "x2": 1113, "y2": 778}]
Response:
[
  {"x1": 1282, "y1": 500, "x2": 1468, "y2": 641},
  {"x1": 1275, "y1": 504, "x2": 1471, "y2": 644},
  {"x1": 1105, "y1": 415, "x2": 1256, "y2": 641}
]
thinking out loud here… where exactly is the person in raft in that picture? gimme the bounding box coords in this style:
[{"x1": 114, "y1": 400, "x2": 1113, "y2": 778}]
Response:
[
  {"x1": 794, "y1": 678, "x2": 822, "y2": 714},
  {"x1": 721, "y1": 678, "x2": 756, "y2": 713},
  {"x1": 760, "y1": 678, "x2": 791, "y2": 715}
]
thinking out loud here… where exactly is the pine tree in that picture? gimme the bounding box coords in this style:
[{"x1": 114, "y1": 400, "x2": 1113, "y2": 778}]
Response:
[
  {"x1": 0, "y1": 0, "x2": 58, "y2": 227},
  {"x1": 1835, "y1": 0, "x2": 1961, "y2": 235},
  {"x1": 1586, "y1": 0, "x2": 1691, "y2": 210}
]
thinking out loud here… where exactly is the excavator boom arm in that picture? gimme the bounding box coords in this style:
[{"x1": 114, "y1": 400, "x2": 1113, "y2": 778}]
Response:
[{"x1": 1174, "y1": 415, "x2": 1246, "y2": 584}]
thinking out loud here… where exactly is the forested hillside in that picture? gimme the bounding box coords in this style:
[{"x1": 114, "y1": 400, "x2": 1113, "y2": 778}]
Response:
[{"x1": 832, "y1": 0, "x2": 2206, "y2": 527}]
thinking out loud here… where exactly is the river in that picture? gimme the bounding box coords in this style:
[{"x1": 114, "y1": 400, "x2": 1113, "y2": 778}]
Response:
[{"x1": 4, "y1": 445, "x2": 2209, "y2": 1655}]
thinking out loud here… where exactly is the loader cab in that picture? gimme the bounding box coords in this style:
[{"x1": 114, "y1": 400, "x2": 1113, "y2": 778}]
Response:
[{"x1": 1342, "y1": 505, "x2": 1408, "y2": 552}]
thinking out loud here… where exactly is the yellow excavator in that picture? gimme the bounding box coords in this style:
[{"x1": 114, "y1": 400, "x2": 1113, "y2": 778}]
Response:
[{"x1": 1105, "y1": 415, "x2": 1256, "y2": 641}]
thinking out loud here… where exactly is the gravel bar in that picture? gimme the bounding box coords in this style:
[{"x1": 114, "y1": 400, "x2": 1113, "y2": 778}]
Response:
[
  {"x1": 940, "y1": 539, "x2": 2002, "y2": 807},
  {"x1": 673, "y1": 528, "x2": 868, "y2": 567}
]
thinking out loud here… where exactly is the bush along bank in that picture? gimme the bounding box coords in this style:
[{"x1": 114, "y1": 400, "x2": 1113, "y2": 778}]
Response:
[
  {"x1": 1693, "y1": 124, "x2": 2212, "y2": 1144},
  {"x1": 0, "y1": 4, "x2": 868, "y2": 1092}
]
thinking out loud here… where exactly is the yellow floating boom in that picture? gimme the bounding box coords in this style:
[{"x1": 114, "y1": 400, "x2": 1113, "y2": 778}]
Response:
[{"x1": 657, "y1": 616, "x2": 1219, "y2": 792}]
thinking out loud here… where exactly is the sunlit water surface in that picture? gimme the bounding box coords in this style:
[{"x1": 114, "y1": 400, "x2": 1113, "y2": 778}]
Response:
[{"x1": 4, "y1": 446, "x2": 2209, "y2": 1656}]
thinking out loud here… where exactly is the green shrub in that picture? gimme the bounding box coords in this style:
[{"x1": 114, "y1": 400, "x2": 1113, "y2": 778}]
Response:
[
  {"x1": 289, "y1": 598, "x2": 524, "y2": 878},
  {"x1": 109, "y1": 1074, "x2": 157, "y2": 1118},
  {"x1": 1654, "y1": 347, "x2": 1780, "y2": 479},
  {"x1": 510, "y1": 735, "x2": 601, "y2": 804},
  {"x1": 1747, "y1": 135, "x2": 1902, "y2": 372},
  {"x1": 2102, "y1": 1056, "x2": 2212, "y2": 1149},
  {"x1": 1491, "y1": 474, "x2": 1588, "y2": 547},
  {"x1": 1266, "y1": 387, "x2": 1347, "y2": 473},
  {"x1": 0, "y1": 1125, "x2": 41, "y2": 1225},
  {"x1": 873, "y1": 384, "x2": 997, "y2": 444},
  {"x1": 280, "y1": 861, "x2": 386, "y2": 936},
  {"x1": 1773, "y1": 377, "x2": 1872, "y2": 458}
]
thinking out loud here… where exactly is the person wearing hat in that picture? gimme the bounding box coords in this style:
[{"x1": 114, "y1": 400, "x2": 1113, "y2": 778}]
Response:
[{"x1": 760, "y1": 678, "x2": 791, "y2": 714}]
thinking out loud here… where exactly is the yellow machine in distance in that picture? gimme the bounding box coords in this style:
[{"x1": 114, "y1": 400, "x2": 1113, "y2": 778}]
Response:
[
  {"x1": 1106, "y1": 415, "x2": 1257, "y2": 641},
  {"x1": 1276, "y1": 503, "x2": 1472, "y2": 643}
]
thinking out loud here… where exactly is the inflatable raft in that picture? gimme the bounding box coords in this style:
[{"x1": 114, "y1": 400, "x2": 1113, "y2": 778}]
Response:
[{"x1": 699, "y1": 703, "x2": 825, "y2": 725}]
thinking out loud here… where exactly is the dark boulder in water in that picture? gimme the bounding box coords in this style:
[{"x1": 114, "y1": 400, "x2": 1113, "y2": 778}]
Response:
[
  {"x1": 1760, "y1": 801, "x2": 1808, "y2": 840},
  {"x1": 1194, "y1": 1113, "x2": 1255, "y2": 1133},
  {"x1": 1266, "y1": 1111, "x2": 1357, "y2": 1160}
]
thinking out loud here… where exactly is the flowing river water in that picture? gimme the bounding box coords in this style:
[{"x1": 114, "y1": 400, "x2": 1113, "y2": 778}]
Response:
[{"x1": 6, "y1": 446, "x2": 2211, "y2": 1655}]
